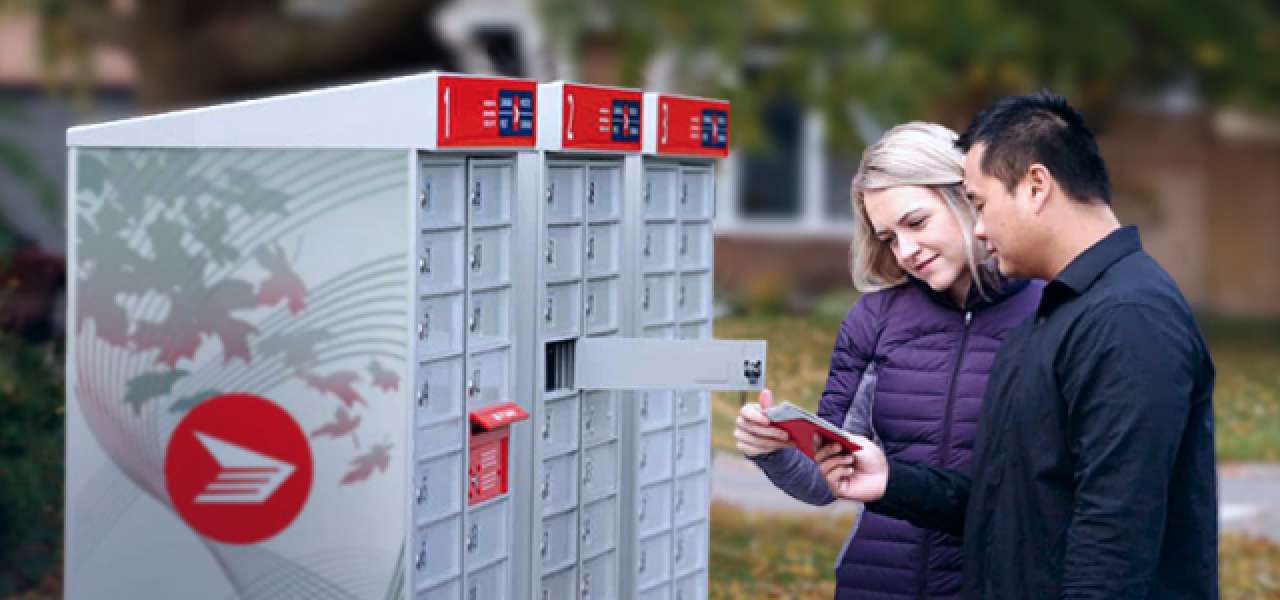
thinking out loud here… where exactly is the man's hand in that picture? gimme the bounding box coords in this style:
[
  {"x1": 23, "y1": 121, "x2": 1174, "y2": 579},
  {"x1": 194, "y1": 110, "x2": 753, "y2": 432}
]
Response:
[
  {"x1": 734, "y1": 390, "x2": 792, "y2": 457},
  {"x1": 815, "y1": 437, "x2": 888, "y2": 502}
]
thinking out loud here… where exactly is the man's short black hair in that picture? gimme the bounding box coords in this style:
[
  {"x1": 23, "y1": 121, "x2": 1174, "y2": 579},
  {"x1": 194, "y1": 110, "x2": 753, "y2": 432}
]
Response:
[{"x1": 956, "y1": 91, "x2": 1111, "y2": 204}]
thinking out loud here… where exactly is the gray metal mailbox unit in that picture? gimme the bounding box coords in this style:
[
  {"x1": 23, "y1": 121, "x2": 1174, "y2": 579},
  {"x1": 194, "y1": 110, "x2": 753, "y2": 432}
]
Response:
[{"x1": 64, "y1": 73, "x2": 760, "y2": 600}]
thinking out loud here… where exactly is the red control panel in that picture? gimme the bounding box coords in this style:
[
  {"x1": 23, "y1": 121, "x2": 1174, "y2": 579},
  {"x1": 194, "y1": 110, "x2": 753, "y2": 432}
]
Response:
[
  {"x1": 437, "y1": 75, "x2": 538, "y2": 148},
  {"x1": 653, "y1": 95, "x2": 730, "y2": 157},
  {"x1": 554, "y1": 83, "x2": 643, "y2": 151},
  {"x1": 468, "y1": 402, "x2": 528, "y2": 505}
]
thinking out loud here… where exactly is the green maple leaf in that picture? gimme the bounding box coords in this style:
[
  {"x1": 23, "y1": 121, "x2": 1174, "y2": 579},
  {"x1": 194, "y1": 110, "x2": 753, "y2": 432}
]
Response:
[
  {"x1": 123, "y1": 370, "x2": 190, "y2": 415},
  {"x1": 170, "y1": 389, "x2": 222, "y2": 414}
]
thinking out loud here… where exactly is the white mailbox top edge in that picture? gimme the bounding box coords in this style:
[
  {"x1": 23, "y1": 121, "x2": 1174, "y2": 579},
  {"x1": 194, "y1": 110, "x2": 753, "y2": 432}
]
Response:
[{"x1": 65, "y1": 72, "x2": 541, "y2": 151}]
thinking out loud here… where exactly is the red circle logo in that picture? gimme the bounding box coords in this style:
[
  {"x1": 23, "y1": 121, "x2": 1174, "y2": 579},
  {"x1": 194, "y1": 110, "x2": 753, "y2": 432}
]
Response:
[{"x1": 164, "y1": 393, "x2": 313, "y2": 545}]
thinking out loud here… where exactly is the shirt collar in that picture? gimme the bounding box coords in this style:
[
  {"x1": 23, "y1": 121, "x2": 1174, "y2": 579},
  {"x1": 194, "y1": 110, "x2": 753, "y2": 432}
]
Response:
[{"x1": 1038, "y1": 225, "x2": 1142, "y2": 315}]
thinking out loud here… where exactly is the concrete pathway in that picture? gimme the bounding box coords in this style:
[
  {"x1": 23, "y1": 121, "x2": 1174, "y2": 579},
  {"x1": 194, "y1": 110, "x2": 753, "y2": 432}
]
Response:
[{"x1": 711, "y1": 451, "x2": 1280, "y2": 543}]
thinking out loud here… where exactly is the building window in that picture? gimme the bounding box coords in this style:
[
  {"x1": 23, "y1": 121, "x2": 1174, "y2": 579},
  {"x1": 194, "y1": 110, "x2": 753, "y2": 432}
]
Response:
[
  {"x1": 738, "y1": 97, "x2": 802, "y2": 219},
  {"x1": 825, "y1": 147, "x2": 857, "y2": 220}
]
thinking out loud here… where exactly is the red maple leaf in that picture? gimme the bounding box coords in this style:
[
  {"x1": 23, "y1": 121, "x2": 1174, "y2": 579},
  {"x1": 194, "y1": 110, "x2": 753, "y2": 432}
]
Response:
[
  {"x1": 300, "y1": 370, "x2": 364, "y2": 408},
  {"x1": 310, "y1": 408, "x2": 362, "y2": 448},
  {"x1": 256, "y1": 245, "x2": 306, "y2": 314},
  {"x1": 340, "y1": 443, "x2": 391, "y2": 485},
  {"x1": 367, "y1": 360, "x2": 399, "y2": 392},
  {"x1": 134, "y1": 278, "x2": 258, "y2": 368}
]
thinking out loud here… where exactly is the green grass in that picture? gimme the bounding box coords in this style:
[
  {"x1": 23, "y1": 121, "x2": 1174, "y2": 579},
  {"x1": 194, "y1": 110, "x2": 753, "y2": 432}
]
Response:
[
  {"x1": 712, "y1": 311, "x2": 1280, "y2": 462},
  {"x1": 708, "y1": 500, "x2": 1280, "y2": 599}
]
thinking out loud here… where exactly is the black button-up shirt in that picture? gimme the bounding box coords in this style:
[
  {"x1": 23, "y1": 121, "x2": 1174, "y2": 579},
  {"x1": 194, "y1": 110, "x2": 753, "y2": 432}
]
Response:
[{"x1": 870, "y1": 226, "x2": 1218, "y2": 599}]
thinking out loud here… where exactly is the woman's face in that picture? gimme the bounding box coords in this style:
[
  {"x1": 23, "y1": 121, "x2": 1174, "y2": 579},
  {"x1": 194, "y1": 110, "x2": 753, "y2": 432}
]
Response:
[{"x1": 863, "y1": 185, "x2": 971, "y2": 294}]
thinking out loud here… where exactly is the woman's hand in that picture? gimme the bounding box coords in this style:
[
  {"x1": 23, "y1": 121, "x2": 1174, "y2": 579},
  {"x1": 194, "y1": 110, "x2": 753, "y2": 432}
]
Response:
[
  {"x1": 734, "y1": 390, "x2": 793, "y2": 457},
  {"x1": 815, "y1": 437, "x2": 889, "y2": 502}
]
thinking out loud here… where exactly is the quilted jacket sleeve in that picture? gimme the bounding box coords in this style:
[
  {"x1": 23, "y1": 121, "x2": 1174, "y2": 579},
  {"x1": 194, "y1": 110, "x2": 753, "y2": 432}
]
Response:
[
  {"x1": 817, "y1": 292, "x2": 882, "y2": 425},
  {"x1": 748, "y1": 292, "x2": 883, "y2": 506}
]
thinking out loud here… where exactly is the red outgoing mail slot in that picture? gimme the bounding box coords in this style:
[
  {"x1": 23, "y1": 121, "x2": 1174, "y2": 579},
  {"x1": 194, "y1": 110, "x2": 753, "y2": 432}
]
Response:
[{"x1": 468, "y1": 401, "x2": 529, "y2": 505}]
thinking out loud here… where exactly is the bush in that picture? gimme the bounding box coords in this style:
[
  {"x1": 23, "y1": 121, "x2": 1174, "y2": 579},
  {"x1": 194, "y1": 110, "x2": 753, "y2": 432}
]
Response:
[{"x1": 0, "y1": 334, "x2": 64, "y2": 596}]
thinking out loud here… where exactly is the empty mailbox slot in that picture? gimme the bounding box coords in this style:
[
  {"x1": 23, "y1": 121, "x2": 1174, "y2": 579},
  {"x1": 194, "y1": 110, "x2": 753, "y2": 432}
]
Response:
[
  {"x1": 540, "y1": 565, "x2": 578, "y2": 599},
  {"x1": 545, "y1": 340, "x2": 576, "y2": 392},
  {"x1": 467, "y1": 347, "x2": 511, "y2": 408},
  {"x1": 419, "y1": 161, "x2": 465, "y2": 229},
  {"x1": 413, "y1": 514, "x2": 462, "y2": 588},
  {"x1": 581, "y1": 495, "x2": 618, "y2": 559},
  {"x1": 540, "y1": 452, "x2": 579, "y2": 516},
  {"x1": 544, "y1": 225, "x2": 584, "y2": 282},
  {"x1": 643, "y1": 167, "x2": 678, "y2": 219},
  {"x1": 636, "y1": 531, "x2": 673, "y2": 590},
  {"x1": 469, "y1": 227, "x2": 512, "y2": 289},
  {"x1": 585, "y1": 222, "x2": 621, "y2": 276},
  {"x1": 641, "y1": 222, "x2": 677, "y2": 273},
  {"x1": 636, "y1": 480, "x2": 673, "y2": 537},
  {"x1": 586, "y1": 165, "x2": 621, "y2": 221},
  {"x1": 673, "y1": 521, "x2": 708, "y2": 575},
  {"x1": 540, "y1": 508, "x2": 579, "y2": 572},
  {"x1": 417, "y1": 229, "x2": 465, "y2": 294},
  {"x1": 581, "y1": 391, "x2": 618, "y2": 446},
  {"x1": 469, "y1": 162, "x2": 513, "y2": 227},
  {"x1": 414, "y1": 451, "x2": 463, "y2": 525},
  {"x1": 541, "y1": 393, "x2": 580, "y2": 457},
  {"x1": 417, "y1": 578, "x2": 460, "y2": 600},
  {"x1": 582, "y1": 551, "x2": 618, "y2": 600},
  {"x1": 415, "y1": 356, "x2": 464, "y2": 427},
  {"x1": 545, "y1": 165, "x2": 585, "y2": 224}
]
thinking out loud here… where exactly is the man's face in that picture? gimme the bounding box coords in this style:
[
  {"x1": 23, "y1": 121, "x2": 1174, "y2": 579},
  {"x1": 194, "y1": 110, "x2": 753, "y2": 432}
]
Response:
[{"x1": 964, "y1": 143, "x2": 1032, "y2": 278}]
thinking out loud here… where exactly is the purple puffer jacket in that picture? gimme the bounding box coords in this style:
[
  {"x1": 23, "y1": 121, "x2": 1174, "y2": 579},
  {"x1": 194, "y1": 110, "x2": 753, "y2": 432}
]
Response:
[{"x1": 751, "y1": 277, "x2": 1041, "y2": 600}]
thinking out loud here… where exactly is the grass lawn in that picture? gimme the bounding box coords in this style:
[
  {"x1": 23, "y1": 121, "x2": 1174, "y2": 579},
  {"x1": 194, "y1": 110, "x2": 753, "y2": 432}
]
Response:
[
  {"x1": 708, "y1": 501, "x2": 1280, "y2": 599},
  {"x1": 712, "y1": 311, "x2": 1280, "y2": 462}
]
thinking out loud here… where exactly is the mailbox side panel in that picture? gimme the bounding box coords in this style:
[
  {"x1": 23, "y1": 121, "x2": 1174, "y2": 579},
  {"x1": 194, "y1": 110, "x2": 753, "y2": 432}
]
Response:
[{"x1": 66, "y1": 147, "x2": 412, "y2": 600}]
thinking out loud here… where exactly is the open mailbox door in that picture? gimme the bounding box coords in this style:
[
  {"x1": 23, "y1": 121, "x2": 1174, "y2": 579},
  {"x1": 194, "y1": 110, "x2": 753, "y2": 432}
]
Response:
[{"x1": 574, "y1": 338, "x2": 765, "y2": 391}]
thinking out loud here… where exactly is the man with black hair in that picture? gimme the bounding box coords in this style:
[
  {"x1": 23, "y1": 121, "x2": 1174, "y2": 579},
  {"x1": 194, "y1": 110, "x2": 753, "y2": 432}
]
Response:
[{"x1": 814, "y1": 92, "x2": 1218, "y2": 599}]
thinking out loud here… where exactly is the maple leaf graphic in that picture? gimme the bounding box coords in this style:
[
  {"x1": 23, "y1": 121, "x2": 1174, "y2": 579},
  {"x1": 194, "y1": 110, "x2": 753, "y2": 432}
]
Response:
[
  {"x1": 366, "y1": 360, "x2": 399, "y2": 392},
  {"x1": 123, "y1": 370, "x2": 189, "y2": 415},
  {"x1": 340, "y1": 443, "x2": 391, "y2": 486},
  {"x1": 255, "y1": 244, "x2": 306, "y2": 314},
  {"x1": 310, "y1": 408, "x2": 362, "y2": 448},
  {"x1": 133, "y1": 278, "x2": 258, "y2": 368},
  {"x1": 300, "y1": 370, "x2": 364, "y2": 408},
  {"x1": 169, "y1": 389, "x2": 221, "y2": 414},
  {"x1": 258, "y1": 328, "x2": 330, "y2": 371}
]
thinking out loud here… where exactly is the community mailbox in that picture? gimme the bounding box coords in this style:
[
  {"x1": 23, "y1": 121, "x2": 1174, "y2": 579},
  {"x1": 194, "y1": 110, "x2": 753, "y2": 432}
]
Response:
[{"x1": 64, "y1": 72, "x2": 762, "y2": 600}]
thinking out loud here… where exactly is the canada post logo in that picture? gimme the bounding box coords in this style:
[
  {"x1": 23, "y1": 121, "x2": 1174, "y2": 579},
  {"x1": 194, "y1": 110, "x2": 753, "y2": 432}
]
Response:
[{"x1": 165, "y1": 393, "x2": 313, "y2": 544}]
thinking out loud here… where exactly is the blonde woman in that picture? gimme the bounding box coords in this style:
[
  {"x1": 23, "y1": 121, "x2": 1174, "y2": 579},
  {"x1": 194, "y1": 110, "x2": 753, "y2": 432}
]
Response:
[{"x1": 733, "y1": 122, "x2": 1042, "y2": 599}]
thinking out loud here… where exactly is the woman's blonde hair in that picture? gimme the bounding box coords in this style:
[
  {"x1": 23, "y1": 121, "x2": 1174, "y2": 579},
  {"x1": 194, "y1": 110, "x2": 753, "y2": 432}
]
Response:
[{"x1": 849, "y1": 121, "x2": 1001, "y2": 297}]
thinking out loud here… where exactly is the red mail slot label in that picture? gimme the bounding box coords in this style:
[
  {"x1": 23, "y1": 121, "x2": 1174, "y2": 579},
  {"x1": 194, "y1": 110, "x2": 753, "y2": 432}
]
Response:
[
  {"x1": 655, "y1": 95, "x2": 730, "y2": 157},
  {"x1": 437, "y1": 75, "x2": 537, "y2": 147},
  {"x1": 559, "y1": 83, "x2": 643, "y2": 151}
]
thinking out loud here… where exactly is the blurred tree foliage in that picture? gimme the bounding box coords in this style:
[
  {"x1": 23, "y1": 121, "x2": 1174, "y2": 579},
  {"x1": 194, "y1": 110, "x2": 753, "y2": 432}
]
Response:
[
  {"x1": 542, "y1": 0, "x2": 1280, "y2": 148},
  {"x1": 16, "y1": 0, "x2": 1280, "y2": 141},
  {"x1": 0, "y1": 333, "x2": 64, "y2": 596},
  {"x1": 20, "y1": 0, "x2": 459, "y2": 109}
]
